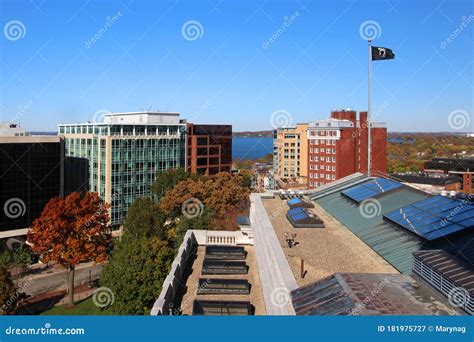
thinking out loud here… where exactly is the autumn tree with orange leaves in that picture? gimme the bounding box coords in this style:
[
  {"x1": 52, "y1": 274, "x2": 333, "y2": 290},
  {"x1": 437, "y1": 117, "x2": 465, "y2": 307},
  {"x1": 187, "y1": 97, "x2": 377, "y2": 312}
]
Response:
[
  {"x1": 28, "y1": 192, "x2": 112, "y2": 307},
  {"x1": 159, "y1": 172, "x2": 250, "y2": 230}
]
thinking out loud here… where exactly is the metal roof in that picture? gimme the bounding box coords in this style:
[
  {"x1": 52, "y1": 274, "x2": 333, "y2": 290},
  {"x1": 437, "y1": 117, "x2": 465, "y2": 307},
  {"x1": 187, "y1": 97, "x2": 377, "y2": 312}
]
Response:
[
  {"x1": 314, "y1": 181, "x2": 474, "y2": 274},
  {"x1": 413, "y1": 250, "x2": 474, "y2": 295},
  {"x1": 291, "y1": 273, "x2": 457, "y2": 315}
]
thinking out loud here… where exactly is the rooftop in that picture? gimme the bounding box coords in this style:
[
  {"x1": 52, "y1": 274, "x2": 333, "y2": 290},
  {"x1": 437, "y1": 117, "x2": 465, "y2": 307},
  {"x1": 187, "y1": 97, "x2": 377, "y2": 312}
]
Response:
[
  {"x1": 261, "y1": 197, "x2": 397, "y2": 287},
  {"x1": 178, "y1": 245, "x2": 265, "y2": 315},
  {"x1": 291, "y1": 273, "x2": 458, "y2": 315},
  {"x1": 314, "y1": 179, "x2": 474, "y2": 274}
]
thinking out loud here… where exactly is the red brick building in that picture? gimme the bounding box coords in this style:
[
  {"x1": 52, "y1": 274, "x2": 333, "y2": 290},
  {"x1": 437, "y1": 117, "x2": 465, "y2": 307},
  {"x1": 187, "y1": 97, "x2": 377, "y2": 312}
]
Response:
[
  {"x1": 307, "y1": 110, "x2": 387, "y2": 189},
  {"x1": 186, "y1": 124, "x2": 232, "y2": 176}
]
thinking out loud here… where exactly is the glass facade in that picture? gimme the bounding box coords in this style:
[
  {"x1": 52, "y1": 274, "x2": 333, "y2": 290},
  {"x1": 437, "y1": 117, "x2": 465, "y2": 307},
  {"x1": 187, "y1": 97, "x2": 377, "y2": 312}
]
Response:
[
  {"x1": 59, "y1": 123, "x2": 186, "y2": 227},
  {"x1": 0, "y1": 140, "x2": 62, "y2": 232}
]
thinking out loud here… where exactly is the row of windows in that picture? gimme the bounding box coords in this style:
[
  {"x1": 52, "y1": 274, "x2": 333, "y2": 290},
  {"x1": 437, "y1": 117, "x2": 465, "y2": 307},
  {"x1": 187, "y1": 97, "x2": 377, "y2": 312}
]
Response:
[
  {"x1": 310, "y1": 164, "x2": 336, "y2": 171},
  {"x1": 310, "y1": 156, "x2": 336, "y2": 163},
  {"x1": 309, "y1": 173, "x2": 336, "y2": 180},
  {"x1": 309, "y1": 139, "x2": 336, "y2": 146},
  {"x1": 310, "y1": 148, "x2": 336, "y2": 154},
  {"x1": 310, "y1": 180, "x2": 332, "y2": 187},
  {"x1": 309, "y1": 130, "x2": 339, "y2": 137},
  {"x1": 312, "y1": 156, "x2": 336, "y2": 163}
]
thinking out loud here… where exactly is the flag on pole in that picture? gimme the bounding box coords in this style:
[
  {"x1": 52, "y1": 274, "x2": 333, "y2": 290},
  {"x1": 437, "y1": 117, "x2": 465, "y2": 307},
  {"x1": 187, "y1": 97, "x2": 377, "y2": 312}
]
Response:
[{"x1": 371, "y1": 46, "x2": 395, "y2": 61}]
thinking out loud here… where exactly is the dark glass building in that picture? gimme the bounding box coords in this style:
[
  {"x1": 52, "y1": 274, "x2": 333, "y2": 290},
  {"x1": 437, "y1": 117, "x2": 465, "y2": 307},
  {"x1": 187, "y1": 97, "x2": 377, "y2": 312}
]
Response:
[{"x1": 0, "y1": 136, "x2": 63, "y2": 237}]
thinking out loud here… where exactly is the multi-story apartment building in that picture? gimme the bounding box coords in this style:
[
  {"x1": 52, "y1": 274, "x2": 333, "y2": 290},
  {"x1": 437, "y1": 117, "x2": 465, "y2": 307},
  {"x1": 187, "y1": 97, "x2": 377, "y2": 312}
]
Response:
[
  {"x1": 273, "y1": 124, "x2": 308, "y2": 184},
  {"x1": 307, "y1": 110, "x2": 387, "y2": 189},
  {"x1": 186, "y1": 124, "x2": 232, "y2": 176},
  {"x1": 58, "y1": 112, "x2": 186, "y2": 227},
  {"x1": 0, "y1": 126, "x2": 63, "y2": 241}
]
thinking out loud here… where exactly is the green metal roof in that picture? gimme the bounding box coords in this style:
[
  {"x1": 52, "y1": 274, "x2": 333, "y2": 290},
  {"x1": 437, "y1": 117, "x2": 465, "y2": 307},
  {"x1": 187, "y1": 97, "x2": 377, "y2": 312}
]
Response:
[
  {"x1": 316, "y1": 182, "x2": 474, "y2": 274},
  {"x1": 316, "y1": 184, "x2": 429, "y2": 274}
]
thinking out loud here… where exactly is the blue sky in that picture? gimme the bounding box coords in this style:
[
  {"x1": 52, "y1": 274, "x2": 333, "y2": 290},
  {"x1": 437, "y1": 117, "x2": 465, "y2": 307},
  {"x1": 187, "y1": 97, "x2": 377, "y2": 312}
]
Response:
[{"x1": 0, "y1": 0, "x2": 472, "y2": 132}]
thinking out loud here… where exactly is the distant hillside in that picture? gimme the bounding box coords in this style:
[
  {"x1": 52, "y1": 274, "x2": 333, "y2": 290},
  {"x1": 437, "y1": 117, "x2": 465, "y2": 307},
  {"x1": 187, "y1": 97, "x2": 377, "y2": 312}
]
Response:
[{"x1": 233, "y1": 131, "x2": 272, "y2": 138}]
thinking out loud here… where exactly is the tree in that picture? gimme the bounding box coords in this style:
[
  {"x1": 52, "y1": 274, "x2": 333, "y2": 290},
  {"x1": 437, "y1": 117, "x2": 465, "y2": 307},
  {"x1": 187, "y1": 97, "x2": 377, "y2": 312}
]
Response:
[
  {"x1": 12, "y1": 244, "x2": 32, "y2": 272},
  {"x1": 122, "y1": 197, "x2": 167, "y2": 240},
  {"x1": 0, "y1": 265, "x2": 18, "y2": 315},
  {"x1": 159, "y1": 172, "x2": 250, "y2": 230},
  {"x1": 151, "y1": 168, "x2": 198, "y2": 199},
  {"x1": 28, "y1": 192, "x2": 112, "y2": 307},
  {"x1": 100, "y1": 236, "x2": 174, "y2": 315}
]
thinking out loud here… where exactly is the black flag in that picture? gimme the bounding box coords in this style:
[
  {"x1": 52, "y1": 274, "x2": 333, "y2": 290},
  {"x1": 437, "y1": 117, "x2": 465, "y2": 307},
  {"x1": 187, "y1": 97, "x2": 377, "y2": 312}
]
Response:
[{"x1": 371, "y1": 46, "x2": 395, "y2": 61}]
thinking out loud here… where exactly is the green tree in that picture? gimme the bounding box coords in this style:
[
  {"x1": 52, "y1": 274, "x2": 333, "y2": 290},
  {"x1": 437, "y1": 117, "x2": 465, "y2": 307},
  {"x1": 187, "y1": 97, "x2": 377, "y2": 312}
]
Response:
[
  {"x1": 0, "y1": 252, "x2": 12, "y2": 269},
  {"x1": 12, "y1": 245, "x2": 31, "y2": 272},
  {"x1": 151, "y1": 168, "x2": 198, "y2": 199},
  {"x1": 122, "y1": 197, "x2": 167, "y2": 240},
  {"x1": 0, "y1": 265, "x2": 19, "y2": 315},
  {"x1": 100, "y1": 236, "x2": 174, "y2": 315}
]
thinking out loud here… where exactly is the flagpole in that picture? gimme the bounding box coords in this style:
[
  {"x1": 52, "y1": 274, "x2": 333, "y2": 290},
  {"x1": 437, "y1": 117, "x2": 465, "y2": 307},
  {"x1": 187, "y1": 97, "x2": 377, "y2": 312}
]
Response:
[{"x1": 367, "y1": 38, "x2": 372, "y2": 177}]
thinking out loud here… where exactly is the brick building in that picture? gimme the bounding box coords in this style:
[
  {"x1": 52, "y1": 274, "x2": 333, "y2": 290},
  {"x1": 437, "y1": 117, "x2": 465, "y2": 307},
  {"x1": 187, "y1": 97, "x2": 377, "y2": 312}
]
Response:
[
  {"x1": 186, "y1": 124, "x2": 232, "y2": 176},
  {"x1": 307, "y1": 110, "x2": 387, "y2": 189}
]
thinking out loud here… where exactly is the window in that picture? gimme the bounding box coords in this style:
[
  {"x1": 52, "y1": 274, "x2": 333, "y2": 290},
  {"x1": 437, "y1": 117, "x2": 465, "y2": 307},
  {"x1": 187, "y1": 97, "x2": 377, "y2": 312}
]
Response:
[
  {"x1": 332, "y1": 157, "x2": 336, "y2": 162},
  {"x1": 315, "y1": 156, "x2": 319, "y2": 162},
  {"x1": 315, "y1": 173, "x2": 318, "y2": 179},
  {"x1": 310, "y1": 156, "x2": 313, "y2": 161},
  {"x1": 310, "y1": 181, "x2": 313, "y2": 187},
  {"x1": 326, "y1": 157, "x2": 330, "y2": 162},
  {"x1": 332, "y1": 148, "x2": 336, "y2": 154},
  {"x1": 332, "y1": 175, "x2": 336, "y2": 180},
  {"x1": 315, "y1": 165, "x2": 319, "y2": 170},
  {"x1": 310, "y1": 164, "x2": 313, "y2": 170},
  {"x1": 326, "y1": 165, "x2": 330, "y2": 171},
  {"x1": 332, "y1": 166, "x2": 336, "y2": 171},
  {"x1": 326, "y1": 174, "x2": 331, "y2": 180}
]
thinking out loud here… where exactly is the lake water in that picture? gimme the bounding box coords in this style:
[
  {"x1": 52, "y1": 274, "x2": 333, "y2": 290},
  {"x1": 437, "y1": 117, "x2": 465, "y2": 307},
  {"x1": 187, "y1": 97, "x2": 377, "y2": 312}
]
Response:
[{"x1": 232, "y1": 137, "x2": 273, "y2": 161}]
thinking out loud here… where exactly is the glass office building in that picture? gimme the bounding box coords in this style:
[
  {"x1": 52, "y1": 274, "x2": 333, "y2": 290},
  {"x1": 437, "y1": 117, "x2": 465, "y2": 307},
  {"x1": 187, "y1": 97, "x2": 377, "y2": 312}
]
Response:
[
  {"x1": 0, "y1": 135, "x2": 63, "y2": 238},
  {"x1": 58, "y1": 112, "x2": 186, "y2": 228}
]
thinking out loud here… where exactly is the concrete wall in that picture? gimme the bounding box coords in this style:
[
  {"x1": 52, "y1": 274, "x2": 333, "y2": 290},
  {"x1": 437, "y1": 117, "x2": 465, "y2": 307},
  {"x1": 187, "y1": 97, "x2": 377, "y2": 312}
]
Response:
[{"x1": 150, "y1": 230, "x2": 197, "y2": 315}]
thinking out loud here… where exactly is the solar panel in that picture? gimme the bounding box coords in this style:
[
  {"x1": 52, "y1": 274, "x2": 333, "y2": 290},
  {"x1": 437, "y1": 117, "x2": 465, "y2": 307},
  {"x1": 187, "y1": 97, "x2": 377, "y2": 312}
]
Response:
[
  {"x1": 341, "y1": 178, "x2": 402, "y2": 203},
  {"x1": 384, "y1": 195, "x2": 474, "y2": 241},
  {"x1": 288, "y1": 198, "x2": 303, "y2": 205}
]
